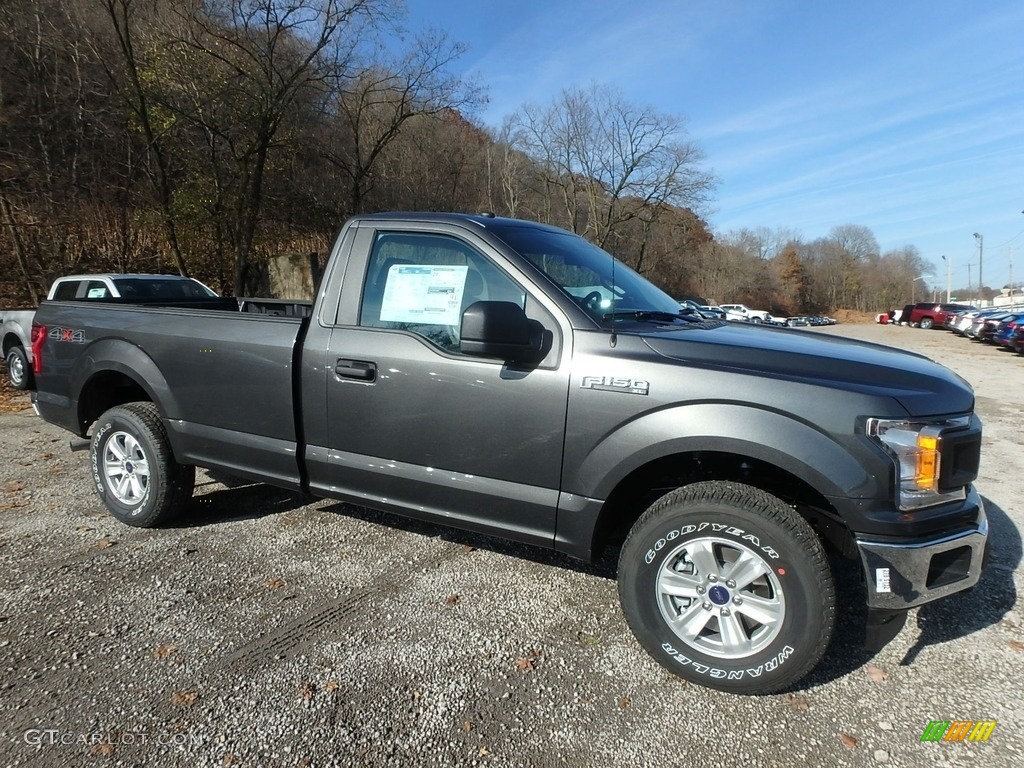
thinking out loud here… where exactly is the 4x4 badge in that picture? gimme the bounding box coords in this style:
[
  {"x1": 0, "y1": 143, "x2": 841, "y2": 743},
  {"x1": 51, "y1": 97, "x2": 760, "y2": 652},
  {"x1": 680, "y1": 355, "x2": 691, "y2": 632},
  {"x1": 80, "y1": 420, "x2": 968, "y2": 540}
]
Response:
[{"x1": 581, "y1": 376, "x2": 650, "y2": 396}]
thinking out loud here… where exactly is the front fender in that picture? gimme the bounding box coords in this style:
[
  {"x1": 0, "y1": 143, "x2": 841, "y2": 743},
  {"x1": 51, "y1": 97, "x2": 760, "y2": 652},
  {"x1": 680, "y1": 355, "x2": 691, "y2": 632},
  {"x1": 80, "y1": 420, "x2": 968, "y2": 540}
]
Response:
[{"x1": 570, "y1": 402, "x2": 881, "y2": 502}]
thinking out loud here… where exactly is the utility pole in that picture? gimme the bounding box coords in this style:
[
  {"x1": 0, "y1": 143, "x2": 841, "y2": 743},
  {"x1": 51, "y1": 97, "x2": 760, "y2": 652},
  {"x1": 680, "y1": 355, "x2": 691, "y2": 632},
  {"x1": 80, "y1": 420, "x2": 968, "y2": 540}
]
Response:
[
  {"x1": 1009, "y1": 247, "x2": 1014, "y2": 303},
  {"x1": 941, "y1": 255, "x2": 951, "y2": 302},
  {"x1": 973, "y1": 232, "x2": 984, "y2": 305}
]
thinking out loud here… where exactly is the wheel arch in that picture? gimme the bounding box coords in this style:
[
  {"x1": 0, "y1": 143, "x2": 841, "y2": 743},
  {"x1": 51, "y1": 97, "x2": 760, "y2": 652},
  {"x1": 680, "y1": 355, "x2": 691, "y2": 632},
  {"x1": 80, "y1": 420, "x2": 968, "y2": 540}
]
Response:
[
  {"x1": 3, "y1": 329, "x2": 26, "y2": 358},
  {"x1": 564, "y1": 405, "x2": 873, "y2": 560},
  {"x1": 71, "y1": 339, "x2": 179, "y2": 436}
]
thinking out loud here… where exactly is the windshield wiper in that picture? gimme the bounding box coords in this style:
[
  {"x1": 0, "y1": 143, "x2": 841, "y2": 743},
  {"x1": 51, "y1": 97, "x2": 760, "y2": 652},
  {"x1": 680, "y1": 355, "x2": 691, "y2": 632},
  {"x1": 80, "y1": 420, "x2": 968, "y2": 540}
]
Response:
[{"x1": 601, "y1": 309, "x2": 700, "y2": 323}]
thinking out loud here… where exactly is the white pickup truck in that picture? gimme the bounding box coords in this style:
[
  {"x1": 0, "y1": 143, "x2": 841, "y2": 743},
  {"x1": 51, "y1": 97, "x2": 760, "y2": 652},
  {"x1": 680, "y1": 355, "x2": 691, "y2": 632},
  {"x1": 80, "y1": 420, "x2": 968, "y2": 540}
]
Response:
[
  {"x1": 719, "y1": 303, "x2": 772, "y2": 324},
  {"x1": 2, "y1": 273, "x2": 218, "y2": 389}
]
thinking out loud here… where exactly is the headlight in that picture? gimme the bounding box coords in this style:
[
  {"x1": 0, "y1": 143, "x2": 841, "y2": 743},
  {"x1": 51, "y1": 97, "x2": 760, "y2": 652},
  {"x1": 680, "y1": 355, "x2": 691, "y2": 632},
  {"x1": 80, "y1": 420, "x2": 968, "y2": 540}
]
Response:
[{"x1": 866, "y1": 417, "x2": 969, "y2": 510}]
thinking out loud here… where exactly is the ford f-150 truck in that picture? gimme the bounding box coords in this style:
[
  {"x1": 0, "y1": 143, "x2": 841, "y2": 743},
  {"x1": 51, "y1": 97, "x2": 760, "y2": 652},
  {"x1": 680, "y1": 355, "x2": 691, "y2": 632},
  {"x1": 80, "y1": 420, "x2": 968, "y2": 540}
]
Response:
[{"x1": 29, "y1": 213, "x2": 987, "y2": 694}]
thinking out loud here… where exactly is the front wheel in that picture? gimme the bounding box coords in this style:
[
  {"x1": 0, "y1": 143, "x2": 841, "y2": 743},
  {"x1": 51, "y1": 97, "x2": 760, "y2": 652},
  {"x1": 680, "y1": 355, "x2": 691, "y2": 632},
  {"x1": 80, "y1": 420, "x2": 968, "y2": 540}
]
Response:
[
  {"x1": 90, "y1": 402, "x2": 195, "y2": 527},
  {"x1": 617, "y1": 481, "x2": 835, "y2": 694},
  {"x1": 919, "y1": 317, "x2": 934, "y2": 330},
  {"x1": 6, "y1": 346, "x2": 32, "y2": 390}
]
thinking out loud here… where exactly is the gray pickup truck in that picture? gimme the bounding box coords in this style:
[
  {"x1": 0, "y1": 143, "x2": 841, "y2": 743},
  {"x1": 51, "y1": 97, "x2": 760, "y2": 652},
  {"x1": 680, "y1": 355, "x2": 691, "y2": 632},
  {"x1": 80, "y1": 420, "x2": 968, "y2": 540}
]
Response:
[{"x1": 30, "y1": 213, "x2": 987, "y2": 694}]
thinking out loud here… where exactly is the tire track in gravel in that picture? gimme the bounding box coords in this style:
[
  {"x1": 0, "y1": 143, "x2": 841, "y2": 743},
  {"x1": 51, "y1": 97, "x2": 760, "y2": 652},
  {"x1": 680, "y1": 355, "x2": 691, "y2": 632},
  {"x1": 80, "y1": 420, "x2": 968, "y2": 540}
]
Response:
[{"x1": 212, "y1": 546, "x2": 463, "y2": 673}]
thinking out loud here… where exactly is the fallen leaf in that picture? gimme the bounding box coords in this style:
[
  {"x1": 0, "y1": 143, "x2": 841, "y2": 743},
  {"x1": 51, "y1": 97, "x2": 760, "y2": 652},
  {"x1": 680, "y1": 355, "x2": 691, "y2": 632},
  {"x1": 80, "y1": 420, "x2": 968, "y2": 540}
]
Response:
[
  {"x1": 89, "y1": 742, "x2": 116, "y2": 757},
  {"x1": 784, "y1": 693, "x2": 809, "y2": 711},
  {"x1": 463, "y1": 544, "x2": 476, "y2": 553},
  {"x1": 324, "y1": 679, "x2": 340, "y2": 693},
  {"x1": 153, "y1": 643, "x2": 179, "y2": 660},
  {"x1": 1009, "y1": 640, "x2": 1024, "y2": 652},
  {"x1": 514, "y1": 657, "x2": 535, "y2": 671},
  {"x1": 462, "y1": 720, "x2": 473, "y2": 732},
  {"x1": 93, "y1": 539, "x2": 117, "y2": 550},
  {"x1": 840, "y1": 733, "x2": 858, "y2": 749},
  {"x1": 619, "y1": 696, "x2": 631, "y2": 709},
  {"x1": 445, "y1": 593, "x2": 460, "y2": 606},
  {"x1": 298, "y1": 681, "x2": 316, "y2": 701},
  {"x1": 478, "y1": 746, "x2": 491, "y2": 756},
  {"x1": 221, "y1": 754, "x2": 238, "y2": 767},
  {"x1": 265, "y1": 577, "x2": 286, "y2": 590},
  {"x1": 412, "y1": 689, "x2": 422, "y2": 701},
  {"x1": 865, "y1": 664, "x2": 889, "y2": 682},
  {"x1": 171, "y1": 690, "x2": 198, "y2": 707}
]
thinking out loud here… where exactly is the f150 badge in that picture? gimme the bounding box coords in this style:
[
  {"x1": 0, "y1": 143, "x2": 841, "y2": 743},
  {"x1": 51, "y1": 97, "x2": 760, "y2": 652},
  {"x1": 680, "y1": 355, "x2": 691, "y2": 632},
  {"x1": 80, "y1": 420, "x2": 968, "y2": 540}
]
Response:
[{"x1": 581, "y1": 375, "x2": 650, "y2": 396}]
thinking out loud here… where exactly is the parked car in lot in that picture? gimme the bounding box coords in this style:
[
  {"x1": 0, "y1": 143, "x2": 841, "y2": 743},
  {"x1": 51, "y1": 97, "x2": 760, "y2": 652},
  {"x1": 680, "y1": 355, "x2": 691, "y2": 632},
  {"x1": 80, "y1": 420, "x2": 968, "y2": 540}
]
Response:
[
  {"x1": 2, "y1": 274, "x2": 224, "y2": 390},
  {"x1": 677, "y1": 299, "x2": 725, "y2": 320},
  {"x1": 965, "y1": 310, "x2": 1008, "y2": 339},
  {"x1": 975, "y1": 313, "x2": 1015, "y2": 343},
  {"x1": 698, "y1": 304, "x2": 727, "y2": 320},
  {"x1": 992, "y1": 315, "x2": 1023, "y2": 348},
  {"x1": 1, "y1": 308, "x2": 37, "y2": 389},
  {"x1": 1009, "y1": 324, "x2": 1024, "y2": 353},
  {"x1": 719, "y1": 303, "x2": 772, "y2": 323},
  {"x1": 908, "y1": 302, "x2": 976, "y2": 330}
]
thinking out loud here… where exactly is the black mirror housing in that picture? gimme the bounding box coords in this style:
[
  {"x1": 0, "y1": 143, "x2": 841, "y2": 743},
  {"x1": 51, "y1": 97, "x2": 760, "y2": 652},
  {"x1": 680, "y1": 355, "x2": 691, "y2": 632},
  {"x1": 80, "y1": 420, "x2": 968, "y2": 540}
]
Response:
[{"x1": 460, "y1": 301, "x2": 545, "y2": 362}]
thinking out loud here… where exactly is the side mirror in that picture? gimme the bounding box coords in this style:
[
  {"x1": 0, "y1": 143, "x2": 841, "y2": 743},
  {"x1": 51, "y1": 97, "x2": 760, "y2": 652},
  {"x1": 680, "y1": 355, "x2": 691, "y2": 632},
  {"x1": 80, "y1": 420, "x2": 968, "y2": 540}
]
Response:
[{"x1": 460, "y1": 301, "x2": 545, "y2": 362}]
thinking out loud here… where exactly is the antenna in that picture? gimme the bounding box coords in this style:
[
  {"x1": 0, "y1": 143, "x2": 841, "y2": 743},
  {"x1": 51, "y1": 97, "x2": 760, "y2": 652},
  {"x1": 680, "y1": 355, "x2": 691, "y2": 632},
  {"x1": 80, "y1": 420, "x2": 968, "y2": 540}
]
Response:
[{"x1": 609, "y1": 247, "x2": 617, "y2": 347}]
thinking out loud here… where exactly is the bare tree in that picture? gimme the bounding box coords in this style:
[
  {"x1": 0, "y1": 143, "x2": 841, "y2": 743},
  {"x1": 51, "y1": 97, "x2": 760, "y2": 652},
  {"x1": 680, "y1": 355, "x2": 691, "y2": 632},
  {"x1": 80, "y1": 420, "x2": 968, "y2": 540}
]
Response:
[
  {"x1": 506, "y1": 84, "x2": 715, "y2": 249},
  {"x1": 319, "y1": 28, "x2": 483, "y2": 217}
]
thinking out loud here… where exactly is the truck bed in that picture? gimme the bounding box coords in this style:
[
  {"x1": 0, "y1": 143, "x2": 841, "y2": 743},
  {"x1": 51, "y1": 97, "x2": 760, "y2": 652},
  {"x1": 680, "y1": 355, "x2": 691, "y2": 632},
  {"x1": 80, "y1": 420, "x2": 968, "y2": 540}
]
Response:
[{"x1": 32, "y1": 300, "x2": 308, "y2": 488}]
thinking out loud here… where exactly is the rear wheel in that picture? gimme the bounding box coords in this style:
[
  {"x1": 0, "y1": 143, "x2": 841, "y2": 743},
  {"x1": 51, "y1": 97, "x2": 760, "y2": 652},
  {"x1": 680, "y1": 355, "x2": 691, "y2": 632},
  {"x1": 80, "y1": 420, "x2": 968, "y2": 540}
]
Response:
[
  {"x1": 6, "y1": 346, "x2": 32, "y2": 390},
  {"x1": 90, "y1": 402, "x2": 195, "y2": 527},
  {"x1": 617, "y1": 481, "x2": 835, "y2": 694}
]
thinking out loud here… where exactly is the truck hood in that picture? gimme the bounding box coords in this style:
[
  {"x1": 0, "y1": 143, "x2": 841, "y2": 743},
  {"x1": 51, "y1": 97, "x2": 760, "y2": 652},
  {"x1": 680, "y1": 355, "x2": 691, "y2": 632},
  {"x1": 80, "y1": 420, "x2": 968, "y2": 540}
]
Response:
[{"x1": 640, "y1": 324, "x2": 974, "y2": 417}]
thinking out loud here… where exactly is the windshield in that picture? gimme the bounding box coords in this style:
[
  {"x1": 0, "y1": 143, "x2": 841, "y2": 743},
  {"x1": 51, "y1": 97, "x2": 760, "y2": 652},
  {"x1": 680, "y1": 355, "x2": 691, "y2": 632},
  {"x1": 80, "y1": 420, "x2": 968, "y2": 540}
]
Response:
[{"x1": 489, "y1": 224, "x2": 687, "y2": 324}]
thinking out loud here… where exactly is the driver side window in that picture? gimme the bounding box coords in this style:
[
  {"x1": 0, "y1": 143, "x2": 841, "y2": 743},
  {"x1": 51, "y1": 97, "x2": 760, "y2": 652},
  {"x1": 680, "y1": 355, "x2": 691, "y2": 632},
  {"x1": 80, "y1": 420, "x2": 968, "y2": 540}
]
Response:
[{"x1": 359, "y1": 232, "x2": 526, "y2": 353}]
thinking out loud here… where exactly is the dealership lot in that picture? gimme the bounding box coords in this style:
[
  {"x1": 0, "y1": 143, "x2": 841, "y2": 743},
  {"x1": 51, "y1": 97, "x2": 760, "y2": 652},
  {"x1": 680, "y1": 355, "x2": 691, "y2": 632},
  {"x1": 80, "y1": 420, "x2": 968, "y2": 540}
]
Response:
[{"x1": 0, "y1": 322, "x2": 1021, "y2": 767}]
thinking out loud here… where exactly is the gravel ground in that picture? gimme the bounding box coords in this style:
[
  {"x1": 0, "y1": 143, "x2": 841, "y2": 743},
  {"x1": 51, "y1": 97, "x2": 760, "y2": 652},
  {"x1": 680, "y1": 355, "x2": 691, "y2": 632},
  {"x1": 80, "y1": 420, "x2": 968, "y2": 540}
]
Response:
[{"x1": 0, "y1": 322, "x2": 1021, "y2": 768}]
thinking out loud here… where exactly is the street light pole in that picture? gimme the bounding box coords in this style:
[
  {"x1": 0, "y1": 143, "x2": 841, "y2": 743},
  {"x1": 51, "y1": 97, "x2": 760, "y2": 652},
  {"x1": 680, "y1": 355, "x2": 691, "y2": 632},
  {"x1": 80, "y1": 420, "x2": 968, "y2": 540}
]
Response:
[
  {"x1": 940, "y1": 255, "x2": 951, "y2": 302},
  {"x1": 973, "y1": 232, "x2": 984, "y2": 305}
]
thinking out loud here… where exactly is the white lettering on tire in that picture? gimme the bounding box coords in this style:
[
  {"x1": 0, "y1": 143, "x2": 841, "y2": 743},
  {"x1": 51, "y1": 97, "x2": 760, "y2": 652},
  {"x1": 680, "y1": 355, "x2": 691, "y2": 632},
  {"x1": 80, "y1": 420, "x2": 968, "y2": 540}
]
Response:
[
  {"x1": 660, "y1": 641, "x2": 795, "y2": 679},
  {"x1": 645, "y1": 521, "x2": 781, "y2": 565}
]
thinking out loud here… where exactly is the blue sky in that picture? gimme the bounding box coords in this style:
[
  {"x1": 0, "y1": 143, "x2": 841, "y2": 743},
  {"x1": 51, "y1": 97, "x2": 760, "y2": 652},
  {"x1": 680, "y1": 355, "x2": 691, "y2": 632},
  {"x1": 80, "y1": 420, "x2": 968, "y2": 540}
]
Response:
[{"x1": 403, "y1": 0, "x2": 1024, "y2": 293}]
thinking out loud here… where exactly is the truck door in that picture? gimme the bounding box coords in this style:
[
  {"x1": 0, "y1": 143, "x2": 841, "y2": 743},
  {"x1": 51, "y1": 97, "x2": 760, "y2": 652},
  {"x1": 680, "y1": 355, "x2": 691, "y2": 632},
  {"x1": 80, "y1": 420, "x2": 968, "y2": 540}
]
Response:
[{"x1": 315, "y1": 228, "x2": 571, "y2": 546}]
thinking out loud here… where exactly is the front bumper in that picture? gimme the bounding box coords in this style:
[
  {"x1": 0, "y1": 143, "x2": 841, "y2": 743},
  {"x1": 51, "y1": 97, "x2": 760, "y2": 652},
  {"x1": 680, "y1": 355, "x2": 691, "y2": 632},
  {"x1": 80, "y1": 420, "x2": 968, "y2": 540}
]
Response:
[{"x1": 855, "y1": 490, "x2": 988, "y2": 611}]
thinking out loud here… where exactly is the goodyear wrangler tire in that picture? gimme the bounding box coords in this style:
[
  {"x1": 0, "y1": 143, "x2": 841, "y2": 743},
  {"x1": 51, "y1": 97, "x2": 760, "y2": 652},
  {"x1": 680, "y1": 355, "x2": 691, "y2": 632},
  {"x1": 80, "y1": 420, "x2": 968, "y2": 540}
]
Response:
[
  {"x1": 90, "y1": 402, "x2": 195, "y2": 527},
  {"x1": 618, "y1": 481, "x2": 835, "y2": 694}
]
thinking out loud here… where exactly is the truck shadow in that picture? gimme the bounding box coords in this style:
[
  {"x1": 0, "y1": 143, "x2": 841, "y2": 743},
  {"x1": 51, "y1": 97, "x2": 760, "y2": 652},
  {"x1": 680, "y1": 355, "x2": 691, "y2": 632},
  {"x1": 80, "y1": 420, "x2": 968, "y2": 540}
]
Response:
[
  {"x1": 801, "y1": 494, "x2": 1019, "y2": 689},
  {"x1": 174, "y1": 472, "x2": 313, "y2": 526},
  {"x1": 318, "y1": 501, "x2": 620, "y2": 579}
]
